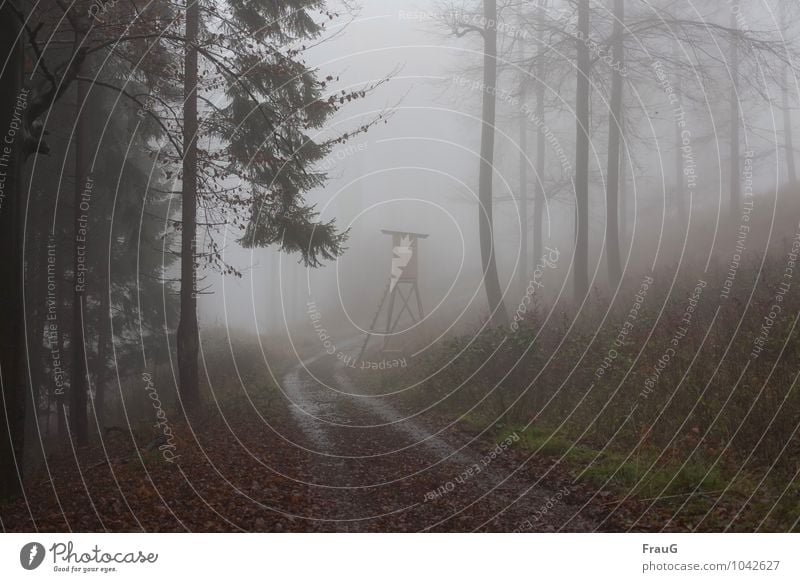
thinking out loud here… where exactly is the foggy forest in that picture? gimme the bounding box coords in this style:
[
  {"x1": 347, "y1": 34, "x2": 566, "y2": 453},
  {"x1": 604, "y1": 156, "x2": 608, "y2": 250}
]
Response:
[{"x1": 1, "y1": 0, "x2": 800, "y2": 534}]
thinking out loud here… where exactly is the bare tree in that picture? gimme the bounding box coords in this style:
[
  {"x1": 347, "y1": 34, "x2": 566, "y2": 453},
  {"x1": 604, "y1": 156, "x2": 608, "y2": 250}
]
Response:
[
  {"x1": 517, "y1": 38, "x2": 529, "y2": 296},
  {"x1": 444, "y1": 0, "x2": 510, "y2": 326},
  {"x1": 533, "y1": 0, "x2": 548, "y2": 271},
  {"x1": 780, "y1": 1, "x2": 796, "y2": 184},
  {"x1": 574, "y1": 0, "x2": 591, "y2": 300},
  {"x1": 672, "y1": 39, "x2": 687, "y2": 223},
  {"x1": 479, "y1": 0, "x2": 509, "y2": 326},
  {"x1": 729, "y1": 8, "x2": 741, "y2": 218},
  {"x1": 605, "y1": 0, "x2": 624, "y2": 286}
]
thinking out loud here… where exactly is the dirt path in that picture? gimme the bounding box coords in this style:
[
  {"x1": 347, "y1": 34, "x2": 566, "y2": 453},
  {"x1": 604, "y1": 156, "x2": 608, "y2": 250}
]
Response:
[
  {"x1": 279, "y1": 344, "x2": 602, "y2": 532},
  {"x1": 1, "y1": 344, "x2": 610, "y2": 533}
]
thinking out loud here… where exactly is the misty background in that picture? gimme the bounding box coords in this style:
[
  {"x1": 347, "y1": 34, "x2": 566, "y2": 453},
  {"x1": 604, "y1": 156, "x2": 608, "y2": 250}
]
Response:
[{"x1": 204, "y1": 0, "x2": 788, "y2": 346}]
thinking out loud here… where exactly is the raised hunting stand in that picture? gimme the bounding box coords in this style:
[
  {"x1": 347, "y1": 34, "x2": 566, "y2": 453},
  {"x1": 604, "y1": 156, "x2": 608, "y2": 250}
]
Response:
[{"x1": 358, "y1": 230, "x2": 428, "y2": 362}]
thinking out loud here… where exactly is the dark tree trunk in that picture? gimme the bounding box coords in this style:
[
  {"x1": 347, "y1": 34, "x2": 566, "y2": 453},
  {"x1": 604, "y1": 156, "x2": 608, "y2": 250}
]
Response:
[
  {"x1": 94, "y1": 279, "x2": 109, "y2": 427},
  {"x1": 668, "y1": 38, "x2": 686, "y2": 223},
  {"x1": 782, "y1": 4, "x2": 796, "y2": 185},
  {"x1": 674, "y1": 75, "x2": 686, "y2": 223},
  {"x1": 518, "y1": 43, "x2": 529, "y2": 296},
  {"x1": 619, "y1": 158, "x2": 627, "y2": 242},
  {"x1": 57, "y1": 320, "x2": 67, "y2": 443},
  {"x1": 70, "y1": 44, "x2": 89, "y2": 447},
  {"x1": 729, "y1": 11, "x2": 740, "y2": 217},
  {"x1": 26, "y1": 244, "x2": 49, "y2": 463},
  {"x1": 479, "y1": 0, "x2": 508, "y2": 327},
  {"x1": 533, "y1": 0, "x2": 547, "y2": 264},
  {"x1": 268, "y1": 250, "x2": 278, "y2": 330},
  {"x1": 783, "y1": 72, "x2": 796, "y2": 184},
  {"x1": 93, "y1": 124, "x2": 109, "y2": 427},
  {"x1": 29, "y1": 256, "x2": 48, "y2": 424},
  {"x1": 605, "y1": 0, "x2": 624, "y2": 286},
  {"x1": 177, "y1": 0, "x2": 200, "y2": 411},
  {"x1": 574, "y1": 0, "x2": 591, "y2": 300},
  {"x1": 0, "y1": 2, "x2": 25, "y2": 499},
  {"x1": 291, "y1": 263, "x2": 299, "y2": 325}
]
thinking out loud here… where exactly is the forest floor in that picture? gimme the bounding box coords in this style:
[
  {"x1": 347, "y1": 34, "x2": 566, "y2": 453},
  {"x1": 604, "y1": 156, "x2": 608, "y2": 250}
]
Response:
[{"x1": 0, "y1": 341, "x2": 765, "y2": 532}]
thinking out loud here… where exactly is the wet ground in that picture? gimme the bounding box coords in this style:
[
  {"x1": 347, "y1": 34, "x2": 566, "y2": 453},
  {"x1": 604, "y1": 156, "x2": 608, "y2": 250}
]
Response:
[
  {"x1": 1, "y1": 343, "x2": 609, "y2": 532},
  {"x1": 276, "y1": 344, "x2": 602, "y2": 532}
]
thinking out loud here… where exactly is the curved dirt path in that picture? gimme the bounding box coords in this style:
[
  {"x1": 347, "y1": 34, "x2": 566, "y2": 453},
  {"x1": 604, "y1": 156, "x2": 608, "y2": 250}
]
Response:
[{"x1": 280, "y1": 344, "x2": 603, "y2": 532}]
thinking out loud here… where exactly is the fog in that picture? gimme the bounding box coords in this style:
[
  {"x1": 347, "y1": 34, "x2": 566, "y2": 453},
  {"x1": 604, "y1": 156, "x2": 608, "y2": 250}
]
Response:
[
  {"x1": 202, "y1": 0, "x2": 787, "y2": 349},
  {"x1": 5, "y1": 0, "x2": 800, "y2": 536},
  {"x1": 204, "y1": 0, "x2": 489, "y2": 338}
]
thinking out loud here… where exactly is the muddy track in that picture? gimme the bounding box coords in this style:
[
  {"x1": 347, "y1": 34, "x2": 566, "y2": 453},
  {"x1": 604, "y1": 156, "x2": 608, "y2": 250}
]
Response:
[{"x1": 281, "y1": 345, "x2": 603, "y2": 532}]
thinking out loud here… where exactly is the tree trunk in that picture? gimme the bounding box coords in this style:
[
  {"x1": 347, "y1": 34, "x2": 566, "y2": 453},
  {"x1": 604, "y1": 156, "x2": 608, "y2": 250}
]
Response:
[
  {"x1": 668, "y1": 39, "x2": 687, "y2": 223},
  {"x1": 70, "y1": 40, "x2": 90, "y2": 447},
  {"x1": 94, "y1": 279, "x2": 109, "y2": 427},
  {"x1": 518, "y1": 42, "x2": 529, "y2": 296},
  {"x1": 177, "y1": 0, "x2": 201, "y2": 411},
  {"x1": 0, "y1": 2, "x2": 25, "y2": 499},
  {"x1": 619, "y1": 158, "x2": 627, "y2": 243},
  {"x1": 52, "y1": 196, "x2": 67, "y2": 445},
  {"x1": 605, "y1": 0, "x2": 624, "y2": 286},
  {"x1": 479, "y1": 0, "x2": 508, "y2": 327},
  {"x1": 783, "y1": 71, "x2": 797, "y2": 185},
  {"x1": 92, "y1": 109, "x2": 109, "y2": 427},
  {"x1": 781, "y1": 4, "x2": 796, "y2": 185},
  {"x1": 533, "y1": 0, "x2": 547, "y2": 265},
  {"x1": 674, "y1": 82, "x2": 686, "y2": 223},
  {"x1": 57, "y1": 313, "x2": 67, "y2": 443},
  {"x1": 729, "y1": 11, "x2": 740, "y2": 217},
  {"x1": 574, "y1": 0, "x2": 591, "y2": 300},
  {"x1": 291, "y1": 262, "x2": 299, "y2": 325},
  {"x1": 269, "y1": 250, "x2": 278, "y2": 330},
  {"x1": 25, "y1": 245, "x2": 49, "y2": 465},
  {"x1": 29, "y1": 256, "x2": 47, "y2": 427}
]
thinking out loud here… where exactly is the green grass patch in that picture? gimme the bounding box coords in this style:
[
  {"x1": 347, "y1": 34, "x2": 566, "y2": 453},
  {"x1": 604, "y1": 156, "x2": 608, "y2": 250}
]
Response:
[{"x1": 501, "y1": 424, "x2": 731, "y2": 500}]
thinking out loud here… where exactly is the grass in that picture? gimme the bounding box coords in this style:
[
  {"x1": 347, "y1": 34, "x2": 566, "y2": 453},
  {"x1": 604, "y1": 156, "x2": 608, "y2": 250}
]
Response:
[
  {"x1": 377, "y1": 235, "x2": 800, "y2": 531},
  {"x1": 472, "y1": 419, "x2": 798, "y2": 530},
  {"x1": 495, "y1": 423, "x2": 727, "y2": 498}
]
